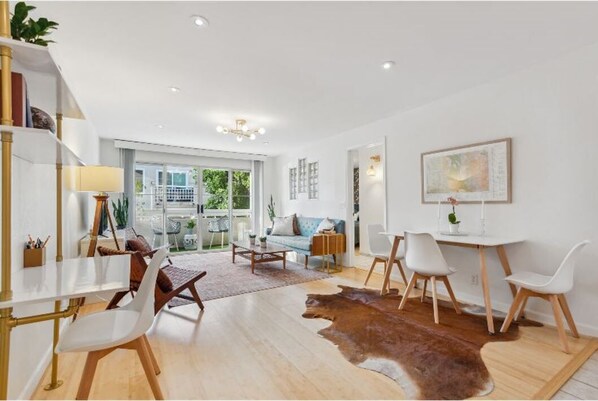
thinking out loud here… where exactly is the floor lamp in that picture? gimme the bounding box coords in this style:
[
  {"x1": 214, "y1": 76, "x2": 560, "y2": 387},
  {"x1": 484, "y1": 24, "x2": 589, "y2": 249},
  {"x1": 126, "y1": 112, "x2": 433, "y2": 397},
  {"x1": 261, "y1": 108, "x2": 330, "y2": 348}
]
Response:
[{"x1": 77, "y1": 166, "x2": 125, "y2": 257}]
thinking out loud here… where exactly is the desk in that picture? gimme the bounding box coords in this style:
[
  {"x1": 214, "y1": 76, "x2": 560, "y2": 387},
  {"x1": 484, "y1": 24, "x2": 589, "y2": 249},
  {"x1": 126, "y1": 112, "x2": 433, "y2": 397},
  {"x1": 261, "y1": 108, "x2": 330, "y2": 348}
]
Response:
[
  {"x1": 0, "y1": 255, "x2": 130, "y2": 396},
  {"x1": 381, "y1": 232, "x2": 524, "y2": 334}
]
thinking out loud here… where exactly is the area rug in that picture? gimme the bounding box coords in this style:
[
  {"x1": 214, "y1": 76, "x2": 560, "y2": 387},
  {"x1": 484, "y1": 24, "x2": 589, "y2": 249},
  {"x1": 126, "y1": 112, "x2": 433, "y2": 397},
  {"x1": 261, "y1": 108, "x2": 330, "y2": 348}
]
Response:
[
  {"x1": 167, "y1": 251, "x2": 328, "y2": 307},
  {"x1": 303, "y1": 285, "x2": 538, "y2": 400}
]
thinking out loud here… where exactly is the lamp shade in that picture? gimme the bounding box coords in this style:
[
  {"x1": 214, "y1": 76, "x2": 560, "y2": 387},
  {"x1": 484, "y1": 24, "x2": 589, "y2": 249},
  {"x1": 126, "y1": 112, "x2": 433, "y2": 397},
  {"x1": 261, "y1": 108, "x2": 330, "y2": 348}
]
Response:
[{"x1": 77, "y1": 166, "x2": 124, "y2": 193}]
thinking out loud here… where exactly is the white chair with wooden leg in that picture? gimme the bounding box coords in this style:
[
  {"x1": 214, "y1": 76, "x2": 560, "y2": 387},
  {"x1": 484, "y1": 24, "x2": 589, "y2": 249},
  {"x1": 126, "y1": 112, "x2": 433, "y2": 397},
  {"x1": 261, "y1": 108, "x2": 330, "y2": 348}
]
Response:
[
  {"x1": 55, "y1": 249, "x2": 168, "y2": 400},
  {"x1": 500, "y1": 240, "x2": 590, "y2": 353},
  {"x1": 364, "y1": 224, "x2": 408, "y2": 288},
  {"x1": 398, "y1": 231, "x2": 461, "y2": 324}
]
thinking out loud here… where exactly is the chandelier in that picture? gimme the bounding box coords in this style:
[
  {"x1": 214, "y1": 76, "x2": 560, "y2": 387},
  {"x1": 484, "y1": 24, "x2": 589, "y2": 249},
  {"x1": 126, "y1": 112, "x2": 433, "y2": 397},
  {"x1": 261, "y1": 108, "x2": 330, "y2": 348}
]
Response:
[{"x1": 216, "y1": 119, "x2": 266, "y2": 142}]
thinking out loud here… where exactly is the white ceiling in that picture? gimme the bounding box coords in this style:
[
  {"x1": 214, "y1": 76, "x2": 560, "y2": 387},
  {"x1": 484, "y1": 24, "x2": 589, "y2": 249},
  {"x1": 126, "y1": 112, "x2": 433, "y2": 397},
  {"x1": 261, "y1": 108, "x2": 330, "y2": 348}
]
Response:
[{"x1": 37, "y1": 1, "x2": 598, "y2": 156}]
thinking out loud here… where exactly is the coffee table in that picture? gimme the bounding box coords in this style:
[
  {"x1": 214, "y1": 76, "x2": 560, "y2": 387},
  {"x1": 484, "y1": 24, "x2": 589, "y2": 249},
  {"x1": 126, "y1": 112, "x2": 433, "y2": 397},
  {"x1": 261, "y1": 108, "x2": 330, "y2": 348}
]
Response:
[{"x1": 232, "y1": 241, "x2": 292, "y2": 274}]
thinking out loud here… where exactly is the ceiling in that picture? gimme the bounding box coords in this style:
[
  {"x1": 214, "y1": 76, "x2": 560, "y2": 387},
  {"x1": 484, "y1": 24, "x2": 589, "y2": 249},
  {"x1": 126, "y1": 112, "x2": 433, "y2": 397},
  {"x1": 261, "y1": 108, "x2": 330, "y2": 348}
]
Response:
[{"x1": 36, "y1": 1, "x2": 598, "y2": 156}]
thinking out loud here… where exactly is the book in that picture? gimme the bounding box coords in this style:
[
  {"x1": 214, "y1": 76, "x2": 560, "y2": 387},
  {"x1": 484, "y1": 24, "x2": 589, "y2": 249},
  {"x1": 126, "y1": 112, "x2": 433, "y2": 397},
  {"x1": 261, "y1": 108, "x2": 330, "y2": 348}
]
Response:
[{"x1": 0, "y1": 71, "x2": 28, "y2": 127}]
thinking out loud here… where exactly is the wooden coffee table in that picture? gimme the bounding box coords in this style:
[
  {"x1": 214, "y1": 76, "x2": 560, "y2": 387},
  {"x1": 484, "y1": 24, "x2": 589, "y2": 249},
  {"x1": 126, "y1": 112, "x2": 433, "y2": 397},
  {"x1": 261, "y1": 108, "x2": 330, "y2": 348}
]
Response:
[{"x1": 232, "y1": 241, "x2": 292, "y2": 274}]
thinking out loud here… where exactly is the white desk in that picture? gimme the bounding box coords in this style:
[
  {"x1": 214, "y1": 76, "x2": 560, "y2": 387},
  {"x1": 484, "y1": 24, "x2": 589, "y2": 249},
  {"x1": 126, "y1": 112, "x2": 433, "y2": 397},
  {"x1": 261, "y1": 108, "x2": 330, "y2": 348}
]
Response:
[
  {"x1": 382, "y1": 231, "x2": 524, "y2": 334},
  {"x1": 0, "y1": 255, "x2": 131, "y2": 309}
]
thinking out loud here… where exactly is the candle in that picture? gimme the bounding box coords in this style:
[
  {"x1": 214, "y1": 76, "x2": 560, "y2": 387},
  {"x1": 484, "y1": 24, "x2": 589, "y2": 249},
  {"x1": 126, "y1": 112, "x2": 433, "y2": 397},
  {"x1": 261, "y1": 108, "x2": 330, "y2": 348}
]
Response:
[{"x1": 481, "y1": 199, "x2": 485, "y2": 219}]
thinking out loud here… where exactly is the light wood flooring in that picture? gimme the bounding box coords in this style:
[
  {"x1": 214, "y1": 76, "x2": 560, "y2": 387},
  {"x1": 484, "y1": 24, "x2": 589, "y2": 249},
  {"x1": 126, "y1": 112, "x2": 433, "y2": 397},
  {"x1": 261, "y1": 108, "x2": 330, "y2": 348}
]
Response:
[{"x1": 31, "y1": 266, "x2": 597, "y2": 400}]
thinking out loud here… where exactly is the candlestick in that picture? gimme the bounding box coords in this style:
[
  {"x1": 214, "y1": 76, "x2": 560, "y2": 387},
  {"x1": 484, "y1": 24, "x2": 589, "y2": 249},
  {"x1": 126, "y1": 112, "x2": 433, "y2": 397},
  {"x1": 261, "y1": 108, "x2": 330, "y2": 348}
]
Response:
[
  {"x1": 481, "y1": 199, "x2": 485, "y2": 220},
  {"x1": 437, "y1": 200, "x2": 441, "y2": 232}
]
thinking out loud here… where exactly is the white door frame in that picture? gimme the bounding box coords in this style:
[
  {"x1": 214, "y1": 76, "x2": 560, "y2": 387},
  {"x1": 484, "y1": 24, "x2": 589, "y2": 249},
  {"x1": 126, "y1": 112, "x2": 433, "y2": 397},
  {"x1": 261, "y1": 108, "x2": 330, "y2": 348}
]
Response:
[{"x1": 344, "y1": 137, "x2": 388, "y2": 268}]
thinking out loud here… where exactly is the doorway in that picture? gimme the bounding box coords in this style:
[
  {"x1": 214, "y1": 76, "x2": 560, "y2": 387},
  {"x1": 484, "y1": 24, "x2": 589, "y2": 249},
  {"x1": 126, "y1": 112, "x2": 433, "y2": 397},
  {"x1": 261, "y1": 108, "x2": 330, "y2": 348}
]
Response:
[
  {"x1": 133, "y1": 162, "x2": 252, "y2": 253},
  {"x1": 346, "y1": 142, "x2": 387, "y2": 270}
]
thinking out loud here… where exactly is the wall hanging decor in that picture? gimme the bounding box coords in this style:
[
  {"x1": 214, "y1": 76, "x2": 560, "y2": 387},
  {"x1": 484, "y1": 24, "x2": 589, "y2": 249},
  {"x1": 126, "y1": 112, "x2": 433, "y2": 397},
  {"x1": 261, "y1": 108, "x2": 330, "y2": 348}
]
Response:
[{"x1": 421, "y1": 138, "x2": 511, "y2": 203}]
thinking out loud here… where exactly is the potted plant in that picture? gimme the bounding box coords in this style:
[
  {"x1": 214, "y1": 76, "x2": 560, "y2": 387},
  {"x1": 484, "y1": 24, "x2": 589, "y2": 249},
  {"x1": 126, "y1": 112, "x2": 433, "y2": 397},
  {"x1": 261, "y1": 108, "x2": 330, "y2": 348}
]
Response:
[
  {"x1": 186, "y1": 219, "x2": 196, "y2": 234},
  {"x1": 249, "y1": 233, "x2": 257, "y2": 245},
  {"x1": 111, "y1": 196, "x2": 128, "y2": 230},
  {"x1": 267, "y1": 195, "x2": 276, "y2": 225},
  {"x1": 447, "y1": 196, "x2": 461, "y2": 233},
  {"x1": 259, "y1": 236, "x2": 267, "y2": 248},
  {"x1": 11, "y1": 2, "x2": 59, "y2": 47}
]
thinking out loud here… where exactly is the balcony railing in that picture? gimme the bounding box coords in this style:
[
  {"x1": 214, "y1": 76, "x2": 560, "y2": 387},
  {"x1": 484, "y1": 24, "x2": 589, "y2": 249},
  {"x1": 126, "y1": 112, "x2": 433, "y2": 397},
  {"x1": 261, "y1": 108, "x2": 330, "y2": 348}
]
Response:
[{"x1": 154, "y1": 185, "x2": 196, "y2": 205}]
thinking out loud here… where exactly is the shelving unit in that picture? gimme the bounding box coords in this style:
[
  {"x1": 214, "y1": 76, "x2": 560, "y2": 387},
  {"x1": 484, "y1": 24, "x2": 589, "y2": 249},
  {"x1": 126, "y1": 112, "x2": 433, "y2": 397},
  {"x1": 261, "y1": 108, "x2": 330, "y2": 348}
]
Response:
[
  {"x1": 0, "y1": 4, "x2": 88, "y2": 398},
  {"x1": 0, "y1": 125, "x2": 84, "y2": 166},
  {"x1": 0, "y1": 35, "x2": 83, "y2": 119}
]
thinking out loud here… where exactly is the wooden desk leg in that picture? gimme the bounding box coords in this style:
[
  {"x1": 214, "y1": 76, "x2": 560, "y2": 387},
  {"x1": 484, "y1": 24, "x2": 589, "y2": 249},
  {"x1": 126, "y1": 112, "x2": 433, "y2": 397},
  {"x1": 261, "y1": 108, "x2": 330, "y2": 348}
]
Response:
[
  {"x1": 497, "y1": 245, "x2": 517, "y2": 298},
  {"x1": 479, "y1": 246, "x2": 495, "y2": 334},
  {"x1": 381, "y1": 237, "x2": 400, "y2": 296},
  {"x1": 232, "y1": 244, "x2": 236, "y2": 264},
  {"x1": 251, "y1": 252, "x2": 255, "y2": 274}
]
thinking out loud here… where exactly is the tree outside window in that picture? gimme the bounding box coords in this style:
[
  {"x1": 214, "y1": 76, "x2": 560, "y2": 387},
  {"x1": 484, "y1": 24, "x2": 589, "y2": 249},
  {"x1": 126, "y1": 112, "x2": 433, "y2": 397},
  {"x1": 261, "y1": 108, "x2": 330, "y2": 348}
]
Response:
[{"x1": 195, "y1": 169, "x2": 251, "y2": 210}]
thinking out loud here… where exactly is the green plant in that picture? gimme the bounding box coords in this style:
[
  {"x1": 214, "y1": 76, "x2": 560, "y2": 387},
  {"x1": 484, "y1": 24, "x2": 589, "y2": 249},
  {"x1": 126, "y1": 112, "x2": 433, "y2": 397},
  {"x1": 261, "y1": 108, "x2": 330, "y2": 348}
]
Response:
[
  {"x1": 259, "y1": 236, "x2": 267, "y2": 242},
  {"x1": 192, "y1": 169, "x2": 251, "y2": 209},
  {"x1": 249, "y1": 234, "x2": 257, "y2": 239},
  {"x1": 447, "y1": 196, "x2": 461, "y2": 225},
  {"x1": 267, "y1": 195, "x2": 276, "y2": 223},
  {"x1": 112, "y1": 196, "x2": 129, "y2": 229},
  {"x1": 186, "y1": 219, "x2": 196, "y2": 230},
  {"x1": 11, "y1": 2, "x2": 59, "y2": 47}
]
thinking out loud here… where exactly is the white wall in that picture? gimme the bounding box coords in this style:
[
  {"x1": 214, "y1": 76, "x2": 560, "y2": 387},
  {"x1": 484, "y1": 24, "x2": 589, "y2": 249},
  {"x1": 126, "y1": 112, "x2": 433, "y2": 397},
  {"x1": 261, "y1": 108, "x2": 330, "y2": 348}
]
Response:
[
  {"x1": 1, "y1": 63, "x2": 100, "y2": 399},
  {"x1": 358, "y1": 144, "x2": 385, "y2": 255},
  {"x1": 271, "y1": 42, "x2": 598, "y2": 335}
]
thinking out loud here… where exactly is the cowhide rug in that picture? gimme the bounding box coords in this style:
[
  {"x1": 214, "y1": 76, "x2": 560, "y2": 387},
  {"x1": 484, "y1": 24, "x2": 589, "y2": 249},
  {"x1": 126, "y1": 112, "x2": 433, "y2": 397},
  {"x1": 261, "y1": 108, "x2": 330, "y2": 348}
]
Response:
[{"x1": 303, "y1": 285, "x2": 537, "y2": 400}]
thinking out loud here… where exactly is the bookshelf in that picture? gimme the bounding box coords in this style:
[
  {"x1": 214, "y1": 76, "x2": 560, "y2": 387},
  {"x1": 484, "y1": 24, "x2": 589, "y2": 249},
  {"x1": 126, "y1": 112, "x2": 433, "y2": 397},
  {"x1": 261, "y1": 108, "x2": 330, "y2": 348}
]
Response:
[{"x1": 0, "y1": 3, "x2": 89, "y2": 398}]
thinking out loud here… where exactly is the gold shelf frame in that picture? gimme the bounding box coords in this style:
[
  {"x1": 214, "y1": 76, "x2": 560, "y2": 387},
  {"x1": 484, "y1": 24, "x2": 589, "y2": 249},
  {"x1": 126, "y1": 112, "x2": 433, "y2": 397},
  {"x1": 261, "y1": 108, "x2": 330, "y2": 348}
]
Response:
[{"x1": 0, "y1": 2, "x2": 75, "y2": 398}]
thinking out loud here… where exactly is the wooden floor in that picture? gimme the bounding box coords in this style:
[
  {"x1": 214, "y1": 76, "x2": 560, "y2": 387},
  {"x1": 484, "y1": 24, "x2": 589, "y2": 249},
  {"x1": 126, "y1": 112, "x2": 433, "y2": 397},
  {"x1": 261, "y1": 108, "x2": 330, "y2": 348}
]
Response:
[{"x1": 31, "y1": 267, "x2": 597, "y2": 400}]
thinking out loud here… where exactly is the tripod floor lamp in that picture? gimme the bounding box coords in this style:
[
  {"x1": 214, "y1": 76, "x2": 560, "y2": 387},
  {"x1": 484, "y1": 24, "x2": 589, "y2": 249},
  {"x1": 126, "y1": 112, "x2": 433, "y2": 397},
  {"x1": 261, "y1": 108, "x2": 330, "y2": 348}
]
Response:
[{"x1": 77, "y1": 166, "x2": 125, "y2": 257}]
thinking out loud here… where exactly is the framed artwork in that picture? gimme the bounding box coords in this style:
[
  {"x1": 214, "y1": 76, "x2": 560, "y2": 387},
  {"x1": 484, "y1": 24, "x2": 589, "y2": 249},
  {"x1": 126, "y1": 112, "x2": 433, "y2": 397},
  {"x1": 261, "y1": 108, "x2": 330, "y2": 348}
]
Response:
[{"x1": 421, "y1": 138, "x2": 511, "y2": 203}]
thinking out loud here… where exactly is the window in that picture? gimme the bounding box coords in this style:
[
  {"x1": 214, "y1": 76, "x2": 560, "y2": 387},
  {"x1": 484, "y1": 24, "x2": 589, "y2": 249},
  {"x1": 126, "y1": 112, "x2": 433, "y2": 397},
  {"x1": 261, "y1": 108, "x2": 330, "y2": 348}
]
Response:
[
  {"x1": 232, "y1": 171, "x2": 251, "y2": 210},
  {"x1": 308, "y1": 162, "x2": 319, "y2": 199},
  {"x1": 157, "y1": 171, "x2": 187, "y2": 187},
  {"x1": 135, "y1": 169, "x2": 144, "y2": 194},
  {"x1": 289, "y1": 167, "x2": 297, "y2": 200},
  {"x1": 298, "y1": 158, "x2": 307, "y2": 193}
]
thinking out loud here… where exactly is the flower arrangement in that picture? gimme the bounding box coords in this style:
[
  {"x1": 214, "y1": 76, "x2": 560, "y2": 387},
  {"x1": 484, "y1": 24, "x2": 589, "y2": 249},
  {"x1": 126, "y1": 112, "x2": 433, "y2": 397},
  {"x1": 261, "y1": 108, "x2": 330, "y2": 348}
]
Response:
[{"x1": 447, "y1": 196, "x2": 461, "y2": 226}]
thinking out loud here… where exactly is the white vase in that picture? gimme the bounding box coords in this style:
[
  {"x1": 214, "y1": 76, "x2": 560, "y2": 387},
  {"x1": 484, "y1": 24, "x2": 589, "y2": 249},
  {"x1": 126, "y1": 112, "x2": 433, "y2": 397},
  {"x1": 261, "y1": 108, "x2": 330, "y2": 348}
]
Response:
[
  {"x1": 249, "y1": 238, "x2": 256, "y2": 245},
  {"x1": 260, "y1": 241, "x2": 267, "y2": 248},
  {"x1": 449, "y1": 223, "x2": 460, "y2": 234}
]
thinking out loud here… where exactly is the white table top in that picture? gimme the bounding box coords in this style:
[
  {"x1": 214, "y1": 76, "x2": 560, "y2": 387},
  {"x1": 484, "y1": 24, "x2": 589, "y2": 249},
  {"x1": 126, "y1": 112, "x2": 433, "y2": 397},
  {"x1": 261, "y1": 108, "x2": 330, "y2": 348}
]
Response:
[
  {"x1": 0, "y1": 255, "x2": 130, "y2": 309},
  {"x1": 382, "y1": 231, "x2": 525, "y2": 247}
]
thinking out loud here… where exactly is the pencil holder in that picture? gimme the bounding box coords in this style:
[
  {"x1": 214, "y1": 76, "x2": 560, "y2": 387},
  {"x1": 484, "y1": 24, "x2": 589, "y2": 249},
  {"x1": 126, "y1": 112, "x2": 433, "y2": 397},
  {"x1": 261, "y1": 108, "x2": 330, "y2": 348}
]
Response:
[{"x1": 24, "y1": 248, "x2": 46, "y2": 268}]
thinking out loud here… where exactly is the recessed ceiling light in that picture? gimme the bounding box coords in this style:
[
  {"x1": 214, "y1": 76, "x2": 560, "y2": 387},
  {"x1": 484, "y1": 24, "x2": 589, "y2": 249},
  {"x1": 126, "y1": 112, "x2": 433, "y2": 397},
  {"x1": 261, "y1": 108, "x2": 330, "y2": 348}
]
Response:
[
  {"x1": 169, "y1": 86, "x2": 180, "y2": 93},
  {"x1": 263, "y1": 141, "x2": 269, "y2": 145},
  {"x1": 381, "y1": 61, "x2": 395, "y2": 70},
  {"x1": 191, "y1": 15, "x2": 209, "y2": 28},
  {"x1": 156, "y1": 124, "x2": 164, "y2": 129}
]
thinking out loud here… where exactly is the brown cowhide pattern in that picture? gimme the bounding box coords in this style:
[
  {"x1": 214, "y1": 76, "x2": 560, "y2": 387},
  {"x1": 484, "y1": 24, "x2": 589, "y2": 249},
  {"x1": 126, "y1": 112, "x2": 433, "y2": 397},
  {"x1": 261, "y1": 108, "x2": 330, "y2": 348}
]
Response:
[{"x1": 303, "y1": 286, "x2": 533, "y2": 400}]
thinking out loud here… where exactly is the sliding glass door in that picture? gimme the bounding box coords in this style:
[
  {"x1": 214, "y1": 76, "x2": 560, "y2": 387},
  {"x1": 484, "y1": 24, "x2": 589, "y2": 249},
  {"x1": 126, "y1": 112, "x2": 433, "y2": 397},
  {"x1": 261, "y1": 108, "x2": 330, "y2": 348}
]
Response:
[
  {"x1": 163, "y1": 165, "x2": 198, "y2": 252},
  {"x1": 134, "y1": 162, "x2": 252, "y2": 253}
]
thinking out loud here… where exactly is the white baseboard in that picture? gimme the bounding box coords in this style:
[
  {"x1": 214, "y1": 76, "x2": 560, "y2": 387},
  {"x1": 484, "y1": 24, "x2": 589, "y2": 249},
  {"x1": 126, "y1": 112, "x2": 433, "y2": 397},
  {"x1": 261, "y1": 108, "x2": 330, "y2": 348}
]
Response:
[
  {"x1": 355, "y1": 265, "x2": 598, "y2": 337},
  {"x1": 17, "y1": 319, "x2": 69, "y2": 400}
]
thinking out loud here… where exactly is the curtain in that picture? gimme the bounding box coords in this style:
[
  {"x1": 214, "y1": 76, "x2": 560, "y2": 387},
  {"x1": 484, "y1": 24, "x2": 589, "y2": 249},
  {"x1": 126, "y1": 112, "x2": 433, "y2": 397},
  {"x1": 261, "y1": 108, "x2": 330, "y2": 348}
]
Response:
[
  {"x1": 120, "y1": 148, "x2": 136, "y2": 228},
  {"x1": 252, "y1": 160, "x2": 264, "y2": 236}
]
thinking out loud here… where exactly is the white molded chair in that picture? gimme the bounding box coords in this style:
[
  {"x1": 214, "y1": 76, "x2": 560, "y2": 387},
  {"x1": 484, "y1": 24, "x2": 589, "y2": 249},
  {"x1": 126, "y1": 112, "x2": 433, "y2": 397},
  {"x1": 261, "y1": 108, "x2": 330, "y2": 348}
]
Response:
[
  {"x1": 55, "y1": 249, "x2": 168, "y2": 400},
  {"x1": 398, "y1": 231, "x2": 461, "y2": 324},
  {"x1": 500, "y1": 240, "x2": 590, "y2": 353},
  {"x1": 364, "y1": 224, "x2": 408, "y2": 287}
]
